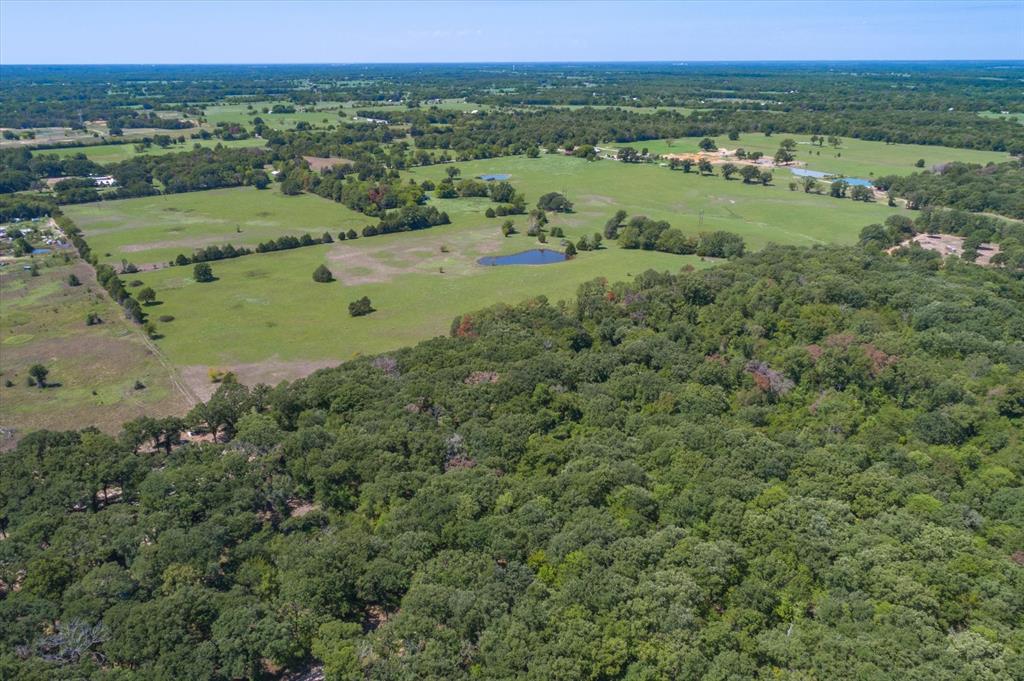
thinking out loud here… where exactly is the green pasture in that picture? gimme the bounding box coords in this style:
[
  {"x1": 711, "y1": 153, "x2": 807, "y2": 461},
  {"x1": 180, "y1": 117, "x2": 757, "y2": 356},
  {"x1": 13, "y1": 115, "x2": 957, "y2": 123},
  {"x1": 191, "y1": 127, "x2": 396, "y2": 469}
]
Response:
[
  {"x1": 108, "y1": 151, "x2": 905, "y2": 368},
  {"x1": 43, "y1": 137, "x2": 265, "y2": 164},
  {"x1": 121, "y1": 224, "x2": 706, "y2": 366},
  {"x1": 614, "y1": 133, "x2": 1011, "y2": 179},
  {"x1": 0, "y1": 256, "x2": 187, "y2": 439},
  {"x1": 64, "y1": 188, "x2": 370, "y2": 267},
  {"x1": 978, "y1": 111, "x2": 1024, "y2": 125},
  {"x1": 408, "y1": 152, "x2": 897, "y2": 250}
]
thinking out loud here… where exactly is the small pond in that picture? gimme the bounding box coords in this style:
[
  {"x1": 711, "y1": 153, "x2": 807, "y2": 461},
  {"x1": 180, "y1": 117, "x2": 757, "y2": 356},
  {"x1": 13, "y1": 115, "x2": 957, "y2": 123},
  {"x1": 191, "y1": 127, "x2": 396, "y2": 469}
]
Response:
[
  {"x1": 478, "y1": 173, "x2": 511, "y2": 181},
  {"x1": 479, "y1": 249, "x2": 566, "y2": 266},
  {"x1": 31, "y1": 248, "x2": 51, "y2": 254}
]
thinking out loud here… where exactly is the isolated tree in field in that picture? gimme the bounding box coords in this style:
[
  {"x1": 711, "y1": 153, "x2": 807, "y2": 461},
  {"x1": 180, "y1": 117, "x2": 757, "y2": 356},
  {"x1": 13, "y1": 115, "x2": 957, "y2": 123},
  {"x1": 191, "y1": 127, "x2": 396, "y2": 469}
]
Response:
[
  {"x1": 312, "y1": 264, "x2": 334, "y2": 283},
  {"x1": 681, "y1": 158, "x2": 693, "y2": 173},
  {"x1": 321, "y1": 231, "x2": 333, "y2": 243},
  {"x1": 698, "y1": 138, "x2": 717, "y2": 152},
  {"x1": 759, "y1": 170, "x2": 773, "y2": 185},
  {"x1": 137, "y1": 287, "x2": 156, "y2": 305},
  {"x1": 780, "y1": 138, "x2": 797, "y2": 152},
  {"x1": 802, "y1": 177, "x2": 818, "y2": 193},
  {"x1": 349, "y1": 296, "x2": 374, "y2": 317},
  {"x1": 828, "y1": 135, "x2": 841, "y2": 148},
  {"x1": 728, "y1": 131, "x2": 740, "y2": 141},
  {"x1": 346, "y1": 229, "x2": 358, "y2": 240},
  {"x1": 698, "y1": 159, "x2": 713, "y2": 175},
  {"x1": 67, "y1": 273, "x2": 81, "y2": 286},
  {"x1": 915, "y1": 159, "x2": 926, "y2": 168},
  {"x1": 774, "y1": 148, "x2": 794, "y2": 165},
  {"x1": 445, "y1": 166, "x2": 461, "y2": 179},
  {"x1": 564, "y1": 241, "x2": 577, "y2": 258},
  {"x1": 739, "y1": 165, "x2": 760, "y2": 183},
  {"x1": 28, "y1": 364, "x2": 48, "y2": 388},
  {"x1": 501, "y1": 220, "x2": 514, "y2": 237},
  {"x1": 336, "y1": 231, "x2": 347, "y2": 241},
  {"x1": 721, "y1": 163, "x2": 738, "y2": 180},
  {"x1": 537, "y1": 192, "x2": 573, "y2": 213},
  {"x1": 194, "y1": 263, "x2": 214, "y2": 282},
  {"x1": 830, "y1": 180, "x2": 849, "y2": 198}
]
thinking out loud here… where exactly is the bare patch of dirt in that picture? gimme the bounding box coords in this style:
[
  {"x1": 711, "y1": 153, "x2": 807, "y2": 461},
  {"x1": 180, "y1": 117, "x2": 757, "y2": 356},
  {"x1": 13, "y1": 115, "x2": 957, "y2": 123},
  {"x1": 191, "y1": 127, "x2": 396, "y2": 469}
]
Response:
[
  {"x1": 326, "y1": 233, "x2": 503, "y2": 284},
  {"x1": 888, "y1": 233, "x2": 1001, "y2": 265},
  {"x1": 180, "y1": 359, "x2": 340, "y2": 401},
  {"x1": 303, "y1": 156, "x2": 353, "y2": 172}
]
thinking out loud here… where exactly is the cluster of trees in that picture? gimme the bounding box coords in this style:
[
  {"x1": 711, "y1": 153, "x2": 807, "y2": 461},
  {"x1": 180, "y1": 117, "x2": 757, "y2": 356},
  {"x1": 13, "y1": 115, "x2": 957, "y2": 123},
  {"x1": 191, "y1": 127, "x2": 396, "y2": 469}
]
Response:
[
  {"x1": 300, "y1": 171, "x2": 426, "y2": 217},
  {"x1": 610, "y1": 212, "x2": 747, "y2": 258},
  {"x1": 1, "y1": 244, "x2": 1022, "y2": 679},
  {"x1": 0, "y1": 148, "x2": 104, "y2": 194},
  {"x1": 875, "y1": 161, "x2": 1024, "y2": 219},
  {"x1": 363, "y1": 205, "x2": 451, "y2": 237},
  {"x1": 107, "y1": 146, "x2": 269, "y2": 195}
]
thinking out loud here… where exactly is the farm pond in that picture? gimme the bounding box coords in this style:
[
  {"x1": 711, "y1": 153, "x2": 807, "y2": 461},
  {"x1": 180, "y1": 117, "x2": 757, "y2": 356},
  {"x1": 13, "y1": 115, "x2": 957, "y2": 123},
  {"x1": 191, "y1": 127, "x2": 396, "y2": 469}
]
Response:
[{"x1": 478, "y1": 249, "x2": 567, "y2": 266}]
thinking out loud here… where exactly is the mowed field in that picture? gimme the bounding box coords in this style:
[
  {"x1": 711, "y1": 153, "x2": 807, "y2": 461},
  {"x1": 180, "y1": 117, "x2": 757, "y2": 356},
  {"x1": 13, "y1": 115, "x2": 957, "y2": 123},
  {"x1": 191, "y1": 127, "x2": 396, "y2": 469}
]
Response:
[
  {"x1": 616, "y1": 133, "x2": 1011, "y2": 179},
  {"x1": 43, "y1": 137, "x2": 265, "y2": 164},
  {"x1": 0, "y1": 255, "x2": 191, "y2": 443},
  {"x1": 64, "y1": 188, "x2": 370, "y2": 268},
  {"x1": 88, "y1": 151, "x2": 904, "y2": 393}
]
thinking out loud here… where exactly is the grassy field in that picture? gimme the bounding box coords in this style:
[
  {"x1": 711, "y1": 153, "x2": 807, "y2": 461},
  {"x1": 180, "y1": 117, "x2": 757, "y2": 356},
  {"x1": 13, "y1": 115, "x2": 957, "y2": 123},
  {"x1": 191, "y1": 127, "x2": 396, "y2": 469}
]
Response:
[
  {"x1": 409, "y1": 152, "x2": 897, "y2": 250},
  {"x1": 202, "y1": 99, "x2": 486, "y2": 130},
  {"x1": 613, "y1": 133, "x2": 1011, "y2": 179},
  {"x1": 64, "y1": 188, "x2": 369, "y2": 267},
  {"x1": 43, "y1": 137, "x2": 265, "y2": 164},
  {"x1": 978, "y1": 111, "x2": 1024, "y2": 125},
  {"x1": 0, "y1": 254, "x2": 191, "y2": 443},
  {"x1": 98, "y1": 152, "x2": 902, "y2": 383}
]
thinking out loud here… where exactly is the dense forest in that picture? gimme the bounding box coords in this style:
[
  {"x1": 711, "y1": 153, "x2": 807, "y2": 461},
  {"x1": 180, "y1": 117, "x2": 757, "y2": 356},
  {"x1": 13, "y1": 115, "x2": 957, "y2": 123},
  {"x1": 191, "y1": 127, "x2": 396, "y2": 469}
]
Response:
[
  {"x1": 876, "y1": 160, "x2": 1024, "y2": 219},
  {"x1": 2, "y1": 245, "x2": 1022, "y2": 680}
]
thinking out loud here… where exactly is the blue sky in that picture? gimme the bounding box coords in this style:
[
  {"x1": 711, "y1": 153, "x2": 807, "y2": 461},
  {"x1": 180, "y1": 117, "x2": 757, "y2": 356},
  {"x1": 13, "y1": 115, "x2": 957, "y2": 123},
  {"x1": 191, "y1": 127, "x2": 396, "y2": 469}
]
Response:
[{"x1": 1, "y1": 0, "x2": 1021, "y2": 64}]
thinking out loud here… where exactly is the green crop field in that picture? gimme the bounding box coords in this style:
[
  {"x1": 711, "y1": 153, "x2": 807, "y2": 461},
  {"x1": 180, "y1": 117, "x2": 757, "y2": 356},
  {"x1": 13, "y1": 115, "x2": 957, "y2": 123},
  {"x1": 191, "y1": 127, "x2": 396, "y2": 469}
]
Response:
[
  {"x1": 102, "y1": 152, "x2": 902, "y2": 383},
  {"x1": 43, "y1": 137, "x2": 265, "y2": 164},
  {"x1": 0, "y1": 255, "x2": 190, "y2": 441},
  {"x1": 64, "y1": 187, "x2": 369, "y2": 267},
  {"x1": 613, "y1": 133, "x2": 1011, "y2": 180}
]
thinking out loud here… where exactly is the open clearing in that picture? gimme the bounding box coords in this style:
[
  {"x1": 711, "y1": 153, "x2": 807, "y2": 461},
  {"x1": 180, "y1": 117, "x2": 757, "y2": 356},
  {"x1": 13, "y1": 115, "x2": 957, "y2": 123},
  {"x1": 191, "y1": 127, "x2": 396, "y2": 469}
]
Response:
[
  {"x1": 615, "y1": 134, "x2": 1011, "y2": 180},
  {"x1": 102, "y1": 152, "x2": 903, "y2": 376},
  {"x1": 64, "y1": 187, "x2": 370, "y2": 267},
  {"x1": 42, "y1": 137, "x2": 265, "y2": 164},
  {"x1": 0, "y1": 255, "x2": 190, "y2": 444}
]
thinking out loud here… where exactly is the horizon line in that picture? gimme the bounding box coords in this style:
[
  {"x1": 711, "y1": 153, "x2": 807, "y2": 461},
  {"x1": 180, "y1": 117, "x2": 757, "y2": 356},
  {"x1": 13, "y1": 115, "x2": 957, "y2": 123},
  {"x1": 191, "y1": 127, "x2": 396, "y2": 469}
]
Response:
[{"x1": 3, "y1": 59, "x2": 1024, "y2": 67}]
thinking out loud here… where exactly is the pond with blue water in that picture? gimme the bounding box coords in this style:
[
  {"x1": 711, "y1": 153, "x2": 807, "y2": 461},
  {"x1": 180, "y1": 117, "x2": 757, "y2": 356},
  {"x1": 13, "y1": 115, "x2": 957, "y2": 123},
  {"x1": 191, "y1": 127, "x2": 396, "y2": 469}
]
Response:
[
  {"x1": 31, "y1": 248, "x2": 51, "y2": 254},
  {"x1": 789, "y1": 167, "x2": 873, "y2": 187},
  {"x1": 478, "y1": 174, "x2": 511, "y2": 181},
  {"x1": 478, "y1": 249, "x2": 566, "y2": 266}
]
